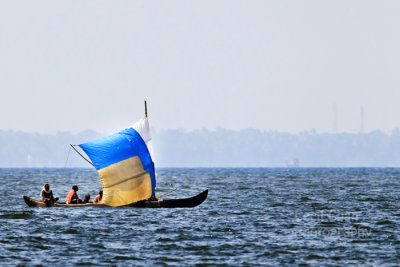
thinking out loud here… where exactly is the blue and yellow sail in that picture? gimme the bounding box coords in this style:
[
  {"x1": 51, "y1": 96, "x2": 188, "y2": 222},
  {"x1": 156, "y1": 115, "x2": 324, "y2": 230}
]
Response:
[{"x1": 79, "y1": 117, "x2": 156, "y2": 207}]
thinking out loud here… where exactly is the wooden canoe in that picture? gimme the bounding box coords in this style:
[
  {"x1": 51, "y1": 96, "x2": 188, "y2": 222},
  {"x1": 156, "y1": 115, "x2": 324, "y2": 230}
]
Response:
[{"x1": 23, "y1": 189, "x2": 208, "y2": 208}]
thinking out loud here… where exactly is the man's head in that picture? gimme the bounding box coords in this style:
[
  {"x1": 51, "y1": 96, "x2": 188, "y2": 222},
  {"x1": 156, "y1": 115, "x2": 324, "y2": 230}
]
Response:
[{"x1": 72, "y1": 185, "x2": 79, "y2": 191}]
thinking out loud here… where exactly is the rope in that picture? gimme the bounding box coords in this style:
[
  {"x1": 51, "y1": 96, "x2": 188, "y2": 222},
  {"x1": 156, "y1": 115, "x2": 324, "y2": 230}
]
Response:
[
  {"x1": 63, "y1": 145, "x2": 72, "y2": 169},
  {"x1": 70, "y1": 144, "x2": 95, "y2": 167},
  {"x1": 158, "y1": 188, "x2": 177, "y2": 199}
]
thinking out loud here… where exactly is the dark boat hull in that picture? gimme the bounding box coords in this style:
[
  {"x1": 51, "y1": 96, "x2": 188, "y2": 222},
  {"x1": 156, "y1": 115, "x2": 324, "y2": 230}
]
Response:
[
  {"x1": 23, "y1": 189, "x2": 208, "y2": 208},
  {"x1": 131, "y1": 189, "x2": 208, "y2": 208}
]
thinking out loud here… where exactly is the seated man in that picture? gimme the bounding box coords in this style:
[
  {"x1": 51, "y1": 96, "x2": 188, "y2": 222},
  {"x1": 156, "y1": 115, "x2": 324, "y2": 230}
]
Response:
[
  {"x1": 83, "y1": 194, "x2": 91, "y2": 203},
  {"x1": 41, "y1": 183, "x2": 59, "y2": 206},
  {"x1": 65, "y1": 185, "x2": 82, "y2": 204},
  {"x1": 93, "y1": 190, "x2": 103, "y2": 204}
]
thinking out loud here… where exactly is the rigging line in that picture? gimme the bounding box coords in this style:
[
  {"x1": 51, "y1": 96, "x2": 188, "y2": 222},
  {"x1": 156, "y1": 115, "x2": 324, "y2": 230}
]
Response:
[
  {"x1": 158, "y1": 188, "x2": 177, "y2": 199},
  {"x1": 70, "y1": 144, "x2": 94, "y2": 167},
  {"x1": 63, "y1": 145, "x2": 72, "y2": 169}
]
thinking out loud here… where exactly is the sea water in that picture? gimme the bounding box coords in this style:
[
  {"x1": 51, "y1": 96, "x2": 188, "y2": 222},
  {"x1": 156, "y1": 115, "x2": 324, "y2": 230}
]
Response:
[{"x1": 0, "y1": 168, "x2": 399, "y2": 266}]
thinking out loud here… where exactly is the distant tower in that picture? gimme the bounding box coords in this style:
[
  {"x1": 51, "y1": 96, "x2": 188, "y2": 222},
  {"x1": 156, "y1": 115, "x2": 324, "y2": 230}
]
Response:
[
  {"x1": 360, "y1": 105, "x2": 364, "y2": 134},
  {"x1": 333, "y1": 104, "x2": 338, "y2": 133}
]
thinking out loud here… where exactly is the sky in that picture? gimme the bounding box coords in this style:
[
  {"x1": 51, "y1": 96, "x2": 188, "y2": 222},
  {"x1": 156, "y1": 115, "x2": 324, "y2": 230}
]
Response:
[{"x1": 0, "y1": 1, "x2": 399, "y2": 134}]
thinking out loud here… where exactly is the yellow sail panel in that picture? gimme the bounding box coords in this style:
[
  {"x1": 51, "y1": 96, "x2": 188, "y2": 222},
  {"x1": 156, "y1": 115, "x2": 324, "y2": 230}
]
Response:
[{"x1": 98, "y1": 156, "x2": 152, "y2": 206}]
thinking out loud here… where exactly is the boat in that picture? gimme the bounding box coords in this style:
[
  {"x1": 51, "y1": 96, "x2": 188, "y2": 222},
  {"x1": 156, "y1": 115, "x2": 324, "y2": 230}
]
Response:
[
  {"x1": 23, "y1": 101, "x2": 208, "y2": 208},
  {"x1": 23, "y1": 190, "x2": 208, "y2": 208}
]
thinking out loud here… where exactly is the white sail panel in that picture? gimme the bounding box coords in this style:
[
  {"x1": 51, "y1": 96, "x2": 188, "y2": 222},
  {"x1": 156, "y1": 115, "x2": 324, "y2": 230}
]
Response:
[{"x1": 132, "y1": 117, "x2": 155, "y2": 163}]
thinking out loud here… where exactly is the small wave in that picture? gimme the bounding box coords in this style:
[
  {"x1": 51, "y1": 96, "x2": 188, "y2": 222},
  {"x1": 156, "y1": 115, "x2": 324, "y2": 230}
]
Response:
[
  {"x1": 271, "y1": 202, "x2": 285, "y2": 207},
  {"x1": 33, "y1": 244, "x2": 50, "y2": 250},
  {"x1": 183, "y1": 245, "x2": 210, "y2": 251},
  {"x1": 210, "y1": 227, "x2": 234, "y2": 233},
  {"x1": 113, "y1": 255, "x2": 142, "y2": 261},
  {"x1": 0, "y1": 211, "x2": 34, "y2": 220},
  {"x1": 155, "y1": 237, "x2": 175, "y2": 242},
  {"x1": 330, "y1": 255, "x2": 342, "y2": 261},
  {"x1": 299, "y1": 196, "x2": 311, "y2": 202},
  {"x1": 307, "y1": 254, "x2": 326, "y2": 260},
  {"x1": 311, "y1": 203, "x2": 332, "y2": 210},
  {"x1": 376, "y1": 219, "x2": 394, "y2": 225},
  {"x1": 362, "y1": 197, "x2": 387, "y2": 202},
  {"x1": 64, "y1": 229, "x2": 80, "y2": 234}
]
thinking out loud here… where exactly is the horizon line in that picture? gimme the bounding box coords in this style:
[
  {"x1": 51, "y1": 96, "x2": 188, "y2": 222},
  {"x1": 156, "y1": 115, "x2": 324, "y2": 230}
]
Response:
[{"x1": 1, "y1": 127, "x2": 400, "y2": 136}]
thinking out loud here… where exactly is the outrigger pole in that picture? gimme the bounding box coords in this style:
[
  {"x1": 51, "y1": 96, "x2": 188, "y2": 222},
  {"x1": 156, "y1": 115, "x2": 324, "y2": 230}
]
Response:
[{"x1": 70, "y1": 144, "x2": 94, "y2": 167}]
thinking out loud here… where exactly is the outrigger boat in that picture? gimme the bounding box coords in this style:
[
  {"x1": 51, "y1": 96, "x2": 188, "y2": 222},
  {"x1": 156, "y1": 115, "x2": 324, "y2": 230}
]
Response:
[
  {"x1": 23, "y1": 190, "x2": 208, "y2": 208},
  {"x1": 23, "y1": 101, "x2": 208, "y2": 208}
]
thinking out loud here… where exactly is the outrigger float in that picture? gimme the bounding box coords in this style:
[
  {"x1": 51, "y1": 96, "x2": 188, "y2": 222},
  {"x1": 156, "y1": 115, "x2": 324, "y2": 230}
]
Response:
[{"x1": 23, "y1": 101, "x2": 208, "y2": 208}]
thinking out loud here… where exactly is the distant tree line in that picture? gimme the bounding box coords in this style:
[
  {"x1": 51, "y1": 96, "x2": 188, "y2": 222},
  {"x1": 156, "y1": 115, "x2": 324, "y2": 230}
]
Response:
[{"x1": 1, "y1": 128, "x2": 400, "y2": 167}]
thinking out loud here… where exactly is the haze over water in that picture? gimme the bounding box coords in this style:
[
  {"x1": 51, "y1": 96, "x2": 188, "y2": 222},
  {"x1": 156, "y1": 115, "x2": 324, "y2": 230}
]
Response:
[{"x1": 3, "y1": 168, "x2": 400, "y2": 265}]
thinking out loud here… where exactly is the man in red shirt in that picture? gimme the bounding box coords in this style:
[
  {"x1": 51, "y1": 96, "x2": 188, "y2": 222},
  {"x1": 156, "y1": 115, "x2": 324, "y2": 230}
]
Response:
[{"x1": 65, "y1": 185, "x2": 82, "y2": 204}]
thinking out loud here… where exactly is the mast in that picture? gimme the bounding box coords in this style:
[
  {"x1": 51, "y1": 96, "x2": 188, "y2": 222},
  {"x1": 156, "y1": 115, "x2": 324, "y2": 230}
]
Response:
[{"x1": 144, "y1": 100, "x2": 148, "y2": 118}]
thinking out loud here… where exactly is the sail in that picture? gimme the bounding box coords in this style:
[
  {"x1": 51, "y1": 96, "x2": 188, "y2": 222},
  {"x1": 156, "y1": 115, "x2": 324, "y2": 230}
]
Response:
[{"x1": 79, "y1": 117, "x2": 156, "y2": 207}]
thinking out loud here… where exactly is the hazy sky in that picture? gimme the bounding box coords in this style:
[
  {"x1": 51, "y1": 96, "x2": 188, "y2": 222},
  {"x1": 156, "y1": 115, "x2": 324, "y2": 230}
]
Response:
[{"x1": 0, "y1": 1, "x2": 399, "y2": 134}]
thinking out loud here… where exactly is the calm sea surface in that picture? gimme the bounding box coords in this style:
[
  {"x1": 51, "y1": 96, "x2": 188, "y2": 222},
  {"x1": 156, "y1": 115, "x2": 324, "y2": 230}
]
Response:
[{"x1": 1, "y1": 168, "x2": 400, "y2": 266}]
